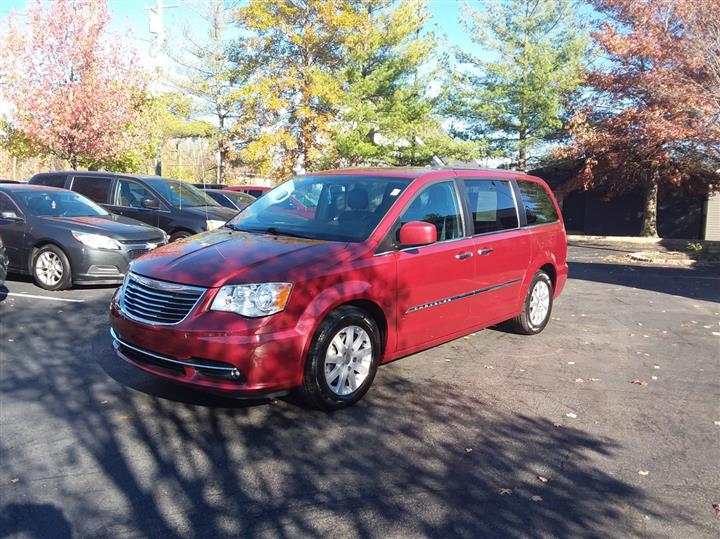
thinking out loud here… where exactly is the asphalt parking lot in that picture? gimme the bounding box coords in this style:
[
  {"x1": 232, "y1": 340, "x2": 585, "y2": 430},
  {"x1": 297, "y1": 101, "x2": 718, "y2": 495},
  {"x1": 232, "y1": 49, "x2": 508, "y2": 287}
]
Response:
[{"x1": 1, "y1": 246, "x2": 718, "y2": 538}]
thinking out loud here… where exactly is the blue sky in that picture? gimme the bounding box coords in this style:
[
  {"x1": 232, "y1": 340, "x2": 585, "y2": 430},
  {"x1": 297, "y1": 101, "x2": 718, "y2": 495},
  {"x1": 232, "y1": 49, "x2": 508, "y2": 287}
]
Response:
[{"x1": 0, "y1": 0, "x2": 479, "y2": 61}]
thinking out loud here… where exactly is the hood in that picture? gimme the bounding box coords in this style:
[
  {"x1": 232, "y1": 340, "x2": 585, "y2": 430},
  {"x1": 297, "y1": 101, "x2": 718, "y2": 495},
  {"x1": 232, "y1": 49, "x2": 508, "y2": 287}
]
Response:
[
  {"x1": 40, "y1": 215, "x2": 165, "y2": 241},
  {"x1": 180, "y1": 205, "x2": 238, "y2": 222},
  {"x1": 129, "y1": 230, "x2": 355, "y2": 288}
]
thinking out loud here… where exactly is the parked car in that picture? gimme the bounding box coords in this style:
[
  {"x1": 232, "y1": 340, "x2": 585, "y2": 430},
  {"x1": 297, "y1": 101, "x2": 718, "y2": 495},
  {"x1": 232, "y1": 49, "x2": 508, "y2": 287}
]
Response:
[
  {"x1": 0, "y1": 234, "x2": 7, "y2": 286},
  {"x1": 109, "y1": 168, "x2": 567, "y2": 409},
  {"x1": 29, "y1": 171, "x2": 237, "y2": 242},
  {"x1": 192, "y1": 183, "x2": 226, "y2": 190},
  {"x1": 0, "y1": 184, "x2": 167, "y2": 290},
  {"x1": 225, "y1": 185, "x2": 271, "y2": 198},
  {"x1": 203, "y1": 189, "x2": 255, "y2": 211}
]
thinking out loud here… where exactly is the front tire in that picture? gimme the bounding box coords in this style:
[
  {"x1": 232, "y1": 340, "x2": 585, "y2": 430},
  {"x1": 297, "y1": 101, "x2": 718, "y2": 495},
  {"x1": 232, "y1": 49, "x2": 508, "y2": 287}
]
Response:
[
  {"x1": 32, "y1": 245, "x2": 72, "y2": 291},
  {"x1": 509, "y1": 270, "x2": 553, "y2": 335},
  {"x1": 169, "y1": 231, "x2": 192, "y2": 242},
  {"x1": 300, "y1": 306, "x2": 381, "y2": 411}
]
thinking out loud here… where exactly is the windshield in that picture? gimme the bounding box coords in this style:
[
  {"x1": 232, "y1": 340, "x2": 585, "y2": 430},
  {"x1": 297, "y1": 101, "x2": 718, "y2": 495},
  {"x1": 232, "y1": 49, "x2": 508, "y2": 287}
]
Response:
[
  {"x1": 145, "y1": 179, "x2": 220, "y2": 208},
  {"x1": 226, "y1": 175, "x2": 412, "y2": 242},
  {"x1": 15, "y1": 190, "x2": 109, "y2": 217},
  {"x1": 224, "y1": 191, "x2": 255, "y2": 205}
]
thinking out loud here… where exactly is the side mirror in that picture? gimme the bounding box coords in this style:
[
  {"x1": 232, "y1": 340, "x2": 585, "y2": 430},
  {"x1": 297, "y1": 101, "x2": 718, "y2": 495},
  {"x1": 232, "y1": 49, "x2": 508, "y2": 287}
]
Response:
[
  {"x1": 1, "y1": 211, "x2": 23, "y2": 222},
  {"x1": 399, "y1": 221, "x2": 437, "y2": 247},
  {"x1": 141, "y1": 198, "x2": 160, "y2": 210}
]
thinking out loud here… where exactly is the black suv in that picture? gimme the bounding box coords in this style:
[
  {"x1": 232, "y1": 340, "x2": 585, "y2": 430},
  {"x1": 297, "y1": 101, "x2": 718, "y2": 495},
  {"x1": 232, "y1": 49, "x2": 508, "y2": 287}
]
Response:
[{"x1": 29, "y1": 172, "x2": 237, "y2": 241}]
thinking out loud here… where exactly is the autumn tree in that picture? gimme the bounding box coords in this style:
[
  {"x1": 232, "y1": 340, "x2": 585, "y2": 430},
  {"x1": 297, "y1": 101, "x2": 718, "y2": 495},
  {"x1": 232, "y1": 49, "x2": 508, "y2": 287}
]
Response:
[
  {"x1": 232, "y1": 0, "x2": 360, "y2": 179},
  {"x1": 335, "y1": 0, "x2": 482, "y2": 167},
  {"x1": 0, "y1": 0, "x2": 150, "y2": 170},
  {"x1": 564, "y1": 0, "x2": 720, "y2": 237},
  {"x1": 170, "y1": 0, "x2": 241, "y2": 183},
  {"x1": 446, "y1": 0, "x2": 587, "y2": 170}
]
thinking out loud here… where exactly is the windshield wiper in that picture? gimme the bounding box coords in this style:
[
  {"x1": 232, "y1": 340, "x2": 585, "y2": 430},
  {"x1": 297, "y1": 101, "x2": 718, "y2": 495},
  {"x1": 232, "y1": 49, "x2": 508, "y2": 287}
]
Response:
[{"x1": 256, "y1": 227, "x2": 309, "y2": 239}]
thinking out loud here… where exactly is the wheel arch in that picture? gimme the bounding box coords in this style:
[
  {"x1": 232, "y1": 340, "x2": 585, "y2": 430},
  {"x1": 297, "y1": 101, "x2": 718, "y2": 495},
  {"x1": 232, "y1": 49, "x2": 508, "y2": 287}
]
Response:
[{"x1": 297, "y1": 282, "x2": 391, "y2": 365}]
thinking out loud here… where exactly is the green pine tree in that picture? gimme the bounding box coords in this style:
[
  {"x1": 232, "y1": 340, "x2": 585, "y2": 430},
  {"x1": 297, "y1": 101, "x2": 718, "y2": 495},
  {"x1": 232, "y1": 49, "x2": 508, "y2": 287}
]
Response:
[
  {"x1": 447, "y1": 0, "x2": 588, "y2": 170},
  {"x1": 335, "y1": 0, "x2": 482, "y2": 167}
]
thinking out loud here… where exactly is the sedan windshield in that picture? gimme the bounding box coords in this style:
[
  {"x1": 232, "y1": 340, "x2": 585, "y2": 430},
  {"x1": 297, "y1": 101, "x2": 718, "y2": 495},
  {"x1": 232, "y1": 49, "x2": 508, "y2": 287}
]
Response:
[
  {"x1": 226, "y1": 175, "x2": 412, "y2": 242},
  {"x1": 14, "y1": 190, "x2": 109, "y2": 217},
  {"x1": 144, "y1": 179, "x2": 220, "y2": 208}
]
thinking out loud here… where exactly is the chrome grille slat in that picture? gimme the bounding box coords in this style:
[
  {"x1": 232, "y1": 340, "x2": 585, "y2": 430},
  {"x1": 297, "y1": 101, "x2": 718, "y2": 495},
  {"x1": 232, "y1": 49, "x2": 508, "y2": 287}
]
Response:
[
  {"x1": 123, "y1": 290, "x2": 196, "y2": 310},
  {"x1": 125, "y1": 296, "x2": 187, "y2": 313},
  {"x1": 120, "y1": 273, "x2": 206, "y2": 325},
  {"x1": 126, "y1": 281, "x2": 200, "y2": 300}
]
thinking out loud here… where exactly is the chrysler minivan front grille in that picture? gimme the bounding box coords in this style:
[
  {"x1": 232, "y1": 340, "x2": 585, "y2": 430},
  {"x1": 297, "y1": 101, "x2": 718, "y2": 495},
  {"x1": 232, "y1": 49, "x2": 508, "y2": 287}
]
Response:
[{"x1": 120, "y1": 273, "x2": 206, "y2": 325}]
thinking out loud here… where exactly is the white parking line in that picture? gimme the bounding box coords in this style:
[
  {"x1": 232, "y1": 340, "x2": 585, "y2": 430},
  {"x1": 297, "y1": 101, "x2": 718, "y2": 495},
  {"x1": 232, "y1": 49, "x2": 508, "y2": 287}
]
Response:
[{"x1": 5, "y1": 293, "x2": 84, "y2": 303}]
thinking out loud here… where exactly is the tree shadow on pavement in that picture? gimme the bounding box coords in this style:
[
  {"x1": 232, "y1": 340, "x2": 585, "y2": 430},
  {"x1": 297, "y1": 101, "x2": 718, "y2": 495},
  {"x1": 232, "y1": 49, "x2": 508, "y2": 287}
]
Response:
[
  {"x1": 568, "y1": 261, "x2": 720, "y2": 302},
  {"x1": 0, "y1": 295, "x2": 698, "y2": 538}
]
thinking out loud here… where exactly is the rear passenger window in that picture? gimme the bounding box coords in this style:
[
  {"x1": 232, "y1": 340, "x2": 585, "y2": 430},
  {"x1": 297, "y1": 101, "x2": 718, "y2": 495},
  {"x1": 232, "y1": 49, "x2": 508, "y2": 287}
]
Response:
[
  {"x1": 31, "y1": 174, "x2": 66, "y2": 188},
  {"x1": 517, "y1": 181, "x2": 558, "y2": 225},
  {"x1": 399, "y1": 181, "x2": 463, "y2": 242},
  {"x1": 71, "y1": 176, "x2": 112, "y2": 204},
  {"x1": 463, "y1": 180, "x2": 518, "y2": 234}
]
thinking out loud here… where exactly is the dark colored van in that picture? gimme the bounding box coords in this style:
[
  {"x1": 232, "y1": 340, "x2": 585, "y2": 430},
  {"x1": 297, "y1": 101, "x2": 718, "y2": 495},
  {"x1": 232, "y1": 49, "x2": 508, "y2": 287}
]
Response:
[{"x1": 29, "y1": 172, "x2": 237, "y2": 241}]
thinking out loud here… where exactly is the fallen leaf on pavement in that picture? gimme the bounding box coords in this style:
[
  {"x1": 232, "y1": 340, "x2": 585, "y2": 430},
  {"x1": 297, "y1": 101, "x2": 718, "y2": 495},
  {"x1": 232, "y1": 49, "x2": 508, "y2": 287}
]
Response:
[
  {"x1": 630, "y1": 379, "x2": 648, "y2": 386},
  {"x1": 531, "y1": 495, "x2": 543, "y2": 502},
  {"x1": 499, "y1": 488, "x2": 512, "y2": 496},
  {"x1": 537, "y1": 475, "x2": 548, "y2": 483},
  {"x1": 638, "y1": 470, "x2": 649, "y2": 476}
]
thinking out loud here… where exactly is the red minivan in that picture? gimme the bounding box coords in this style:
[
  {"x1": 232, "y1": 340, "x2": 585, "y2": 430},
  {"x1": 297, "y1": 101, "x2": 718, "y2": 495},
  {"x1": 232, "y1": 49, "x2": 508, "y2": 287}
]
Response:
[{"x1": 110, "y1": 168, "x2": 567, "y2": 410}]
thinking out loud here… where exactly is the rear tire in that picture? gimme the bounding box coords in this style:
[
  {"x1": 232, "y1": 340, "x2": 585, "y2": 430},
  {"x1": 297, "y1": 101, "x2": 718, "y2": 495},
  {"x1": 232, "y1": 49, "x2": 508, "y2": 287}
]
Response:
[
  {"x1": 32, "y1": 245, "x2": 72, "y2": 291},
  {"x1": 509, "y1": 270, "x2": 553, "y2": 335},
  {"x1": 299, "y1": 306, "x2": 381, "y2": 411}
]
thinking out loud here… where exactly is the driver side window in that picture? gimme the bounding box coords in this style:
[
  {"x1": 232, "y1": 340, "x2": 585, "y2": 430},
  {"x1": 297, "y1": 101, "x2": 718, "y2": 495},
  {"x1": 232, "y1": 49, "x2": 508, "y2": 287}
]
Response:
[
  {"x1": 0, "y1": 192, "x2": 21, "y2": 217},
  {"x1": 397, "y1": 182, "x2": 463, "y2": 243},
  {"x1": 115, "y1": 179, "x2": 157, "y2": 209}
]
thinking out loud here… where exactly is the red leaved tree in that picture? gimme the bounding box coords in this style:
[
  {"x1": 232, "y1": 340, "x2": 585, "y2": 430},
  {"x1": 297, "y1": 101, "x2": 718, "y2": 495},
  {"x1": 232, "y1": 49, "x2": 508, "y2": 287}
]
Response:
[
  {"x1": 563, "y1": 0, "x2": 720, "y2": 237},
  {"x1": 0, "y1": 0, "x2": 149, "y2": 169}
]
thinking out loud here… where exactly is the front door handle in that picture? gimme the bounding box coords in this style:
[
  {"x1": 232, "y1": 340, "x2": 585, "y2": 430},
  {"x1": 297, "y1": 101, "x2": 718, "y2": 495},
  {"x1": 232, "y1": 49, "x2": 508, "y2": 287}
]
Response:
[
  {"x1": 455, "y1": 252, "x2": 473, "y2": 260},
  {"x1": 477, "y1": 248, "x2": 494, "y2": 256}
]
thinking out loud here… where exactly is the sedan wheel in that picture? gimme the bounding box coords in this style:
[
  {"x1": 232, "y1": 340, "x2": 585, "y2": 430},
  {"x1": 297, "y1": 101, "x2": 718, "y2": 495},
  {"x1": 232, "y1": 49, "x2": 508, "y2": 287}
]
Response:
[{"x1": 33, "y1": 245, "x2": 72, "y2": 291}]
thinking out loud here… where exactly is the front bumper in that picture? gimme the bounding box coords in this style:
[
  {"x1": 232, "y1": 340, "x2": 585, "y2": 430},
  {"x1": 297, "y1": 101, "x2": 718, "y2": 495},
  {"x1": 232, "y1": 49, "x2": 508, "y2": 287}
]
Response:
[
  {"x1": 68, "y1": 242, "x2": 165, "y2": 284},
  {"x1": 109, "y1": 289, "x2": 308, "y2": 394}
]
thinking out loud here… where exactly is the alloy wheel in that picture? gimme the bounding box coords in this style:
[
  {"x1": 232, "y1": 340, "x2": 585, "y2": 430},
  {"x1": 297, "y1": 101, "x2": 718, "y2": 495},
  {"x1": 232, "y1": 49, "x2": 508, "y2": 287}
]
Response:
[
  {"x1": 35, "y1": 251, "x2": 64, "y2": 287},
  {"x1": 324, "y1": 325, "x2": 373, "y2": 396},
  {"x1": 529, "y1": 280, "x2": 550, "y2": 327}
]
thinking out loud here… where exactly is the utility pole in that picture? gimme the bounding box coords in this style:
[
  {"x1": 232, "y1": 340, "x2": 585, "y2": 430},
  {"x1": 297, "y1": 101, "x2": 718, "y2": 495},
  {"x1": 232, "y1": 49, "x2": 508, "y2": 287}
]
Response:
[
  {"x1": 145, "y1": 0, "x2": 178, "y2": 175},
  {"x1": 145, "y1": 0, "x2": 178, "y2": 58}
]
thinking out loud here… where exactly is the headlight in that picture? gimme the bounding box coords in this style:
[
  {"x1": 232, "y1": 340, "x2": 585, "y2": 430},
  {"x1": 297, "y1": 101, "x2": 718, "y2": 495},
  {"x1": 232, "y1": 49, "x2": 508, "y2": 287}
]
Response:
[
  {"x1": 72, "y1": 231, "x2": 121, "y2": 250},
  {"x1": 206, "y1": 219, "x2": 226, "y2": 231},
  {"x1": 211, "y1": 282, "x2": 293, "y2": 317}
]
